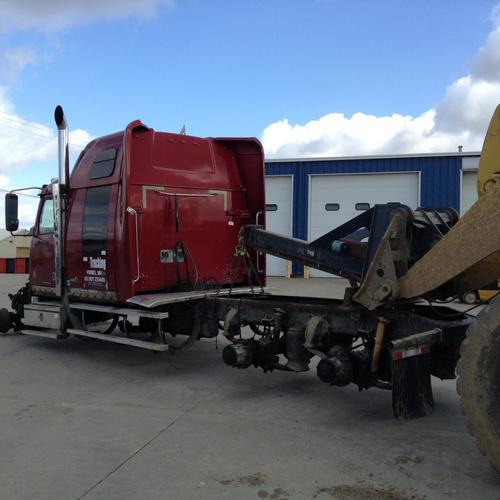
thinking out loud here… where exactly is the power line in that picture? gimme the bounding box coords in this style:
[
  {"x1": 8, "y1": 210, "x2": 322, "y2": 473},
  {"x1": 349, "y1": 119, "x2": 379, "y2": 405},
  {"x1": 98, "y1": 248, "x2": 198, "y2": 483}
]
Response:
[
  {"x1": 0, "y1": 119, "x2": 52, "y2": 139},
  {"x1": 0, "y1": 109, "x2": 54, "y2": 133},
  {"x1": 0, "y1": 110, "x2": 92, "y2": 142},
  {"x1": 0, "y1": 121, "x2": 90, "y2": 146},
  {"x1": 0, "y1": 109, "x2": 92, "y2": 141},
  {"x1": 0, "y1": 119, "x2": 90, "y2": 144}
]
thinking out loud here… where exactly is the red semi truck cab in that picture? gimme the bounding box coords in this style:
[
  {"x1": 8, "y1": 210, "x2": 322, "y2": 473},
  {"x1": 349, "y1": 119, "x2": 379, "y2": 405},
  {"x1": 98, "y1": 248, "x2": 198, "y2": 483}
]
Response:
[{"x1": 29, "y1": 119, "x2": 266, "y2": 304}]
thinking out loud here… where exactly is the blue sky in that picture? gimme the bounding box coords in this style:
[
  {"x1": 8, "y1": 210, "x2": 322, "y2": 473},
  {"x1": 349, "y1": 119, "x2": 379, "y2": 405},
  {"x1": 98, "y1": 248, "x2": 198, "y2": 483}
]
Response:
[
  {"x1": 1, "y1": 0, "x2": 500, "y2": 227},
  {"x1": 4, "y1": 0, "x2": 498, "y2": 135}
]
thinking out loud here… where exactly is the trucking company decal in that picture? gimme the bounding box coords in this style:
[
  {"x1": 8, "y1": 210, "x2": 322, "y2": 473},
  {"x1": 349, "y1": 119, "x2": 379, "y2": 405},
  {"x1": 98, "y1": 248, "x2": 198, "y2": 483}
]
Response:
[{"x1": 82, "y1": 256, "x2": 108, "y2": 289}]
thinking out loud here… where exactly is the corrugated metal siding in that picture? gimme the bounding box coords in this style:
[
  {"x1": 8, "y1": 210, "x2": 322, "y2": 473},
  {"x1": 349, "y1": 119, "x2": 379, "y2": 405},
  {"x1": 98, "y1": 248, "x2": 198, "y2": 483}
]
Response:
[
  {"x1": 265, "y1": 155, "x2": 463, "y2": 276},
  {"x1": 419, "y1": 156, "x2": 461, "y2": 209}
]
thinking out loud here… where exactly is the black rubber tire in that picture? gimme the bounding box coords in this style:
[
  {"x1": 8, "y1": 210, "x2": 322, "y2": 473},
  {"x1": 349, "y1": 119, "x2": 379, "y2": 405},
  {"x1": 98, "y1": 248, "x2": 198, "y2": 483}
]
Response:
[
  {"x1": 0, "y1": 308, "x2": 12, "y2": 333},
  {"x1": 457, "y1": 297, "x2": 500, "y2": 473}
]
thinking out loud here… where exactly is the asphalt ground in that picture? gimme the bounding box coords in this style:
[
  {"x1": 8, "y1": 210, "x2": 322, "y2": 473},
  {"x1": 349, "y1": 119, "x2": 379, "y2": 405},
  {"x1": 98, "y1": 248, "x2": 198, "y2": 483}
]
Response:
[{"x1": 0, "y1": 274, "x2": 498, "y2": 500}]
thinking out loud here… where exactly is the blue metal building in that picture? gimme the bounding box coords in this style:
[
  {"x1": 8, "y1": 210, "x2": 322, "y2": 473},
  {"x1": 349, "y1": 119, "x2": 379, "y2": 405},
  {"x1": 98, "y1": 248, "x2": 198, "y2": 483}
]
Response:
[{"x1": 264, "y1": 152, "x2": 481, "y2": 276}]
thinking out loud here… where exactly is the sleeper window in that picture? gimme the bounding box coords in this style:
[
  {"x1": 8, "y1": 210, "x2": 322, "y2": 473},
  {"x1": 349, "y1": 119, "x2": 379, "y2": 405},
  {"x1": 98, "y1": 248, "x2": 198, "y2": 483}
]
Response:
[{"x1": 89, "y1": 148, "x2": 117, "y2": 180}]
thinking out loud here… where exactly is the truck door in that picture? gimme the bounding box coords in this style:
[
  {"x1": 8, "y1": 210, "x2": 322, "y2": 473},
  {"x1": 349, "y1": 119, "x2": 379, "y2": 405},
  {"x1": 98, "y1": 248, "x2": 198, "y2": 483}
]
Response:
[
  {"x1": 64, "y1": 183, "x2": 118, "y2": 301},
  {"x1": 80, "y1": 185, "x2": 115, "y2": 294},
  {"x1": 64, "y1": 139, "x2": 122, "y2": 302},
  {"x1": 30, "y1": 197, "x2": 56, "y2": 290}
]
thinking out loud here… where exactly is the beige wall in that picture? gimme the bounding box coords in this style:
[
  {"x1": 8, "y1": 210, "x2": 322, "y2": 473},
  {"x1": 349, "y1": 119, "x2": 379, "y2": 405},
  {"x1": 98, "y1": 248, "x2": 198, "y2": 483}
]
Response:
[
  {"x1": 0, "y1": 235, "x2": 32, "y2": 259},
  {"x1": 15, "y1": 247, "x2": 30, "y2": 258}
]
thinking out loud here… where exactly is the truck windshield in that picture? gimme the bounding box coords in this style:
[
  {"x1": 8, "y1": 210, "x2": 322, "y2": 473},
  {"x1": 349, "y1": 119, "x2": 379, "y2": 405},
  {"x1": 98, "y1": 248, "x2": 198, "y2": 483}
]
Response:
[{"x1": 39, "y1": 199, "x2": 54, "y2": 234}]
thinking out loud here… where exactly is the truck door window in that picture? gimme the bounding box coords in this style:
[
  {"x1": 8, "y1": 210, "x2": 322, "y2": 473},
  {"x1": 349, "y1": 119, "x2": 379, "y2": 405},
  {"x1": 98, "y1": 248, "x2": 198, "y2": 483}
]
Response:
[
  {"x1": 83, "y1": 186, "x2": 111, "y2": 257},
  {"x1": 39, "y1": 199, "x2": 54, "y2": 234},
  {"x1": 89, "y1": 148, "x2": 117, "y2": 180}
]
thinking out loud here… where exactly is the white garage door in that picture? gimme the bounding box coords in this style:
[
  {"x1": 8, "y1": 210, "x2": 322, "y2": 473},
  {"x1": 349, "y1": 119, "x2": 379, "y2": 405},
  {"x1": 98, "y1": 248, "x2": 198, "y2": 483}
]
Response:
[
  {"x1": 461, "y1": 171, "x2": 478, "y2": 215},
  {"x1": 309, "y1": 172, "x2": 420, "y2": 277},
  {"x1": 265, "y1": 176, "x2": 293, "y2": 276}
]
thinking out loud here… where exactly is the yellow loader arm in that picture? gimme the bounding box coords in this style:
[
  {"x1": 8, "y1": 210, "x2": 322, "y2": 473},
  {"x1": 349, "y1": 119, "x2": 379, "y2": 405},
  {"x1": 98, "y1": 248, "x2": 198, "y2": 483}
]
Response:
[{"x1": 398, "y1": 104, "x2": 500, "y2": 299}]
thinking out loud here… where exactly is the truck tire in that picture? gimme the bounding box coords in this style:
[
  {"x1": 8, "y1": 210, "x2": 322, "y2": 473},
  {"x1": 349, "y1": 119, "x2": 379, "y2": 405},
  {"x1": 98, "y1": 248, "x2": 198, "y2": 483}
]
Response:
[{"x1": 457, "y1": 298, "x2": 500, "y2": 472}]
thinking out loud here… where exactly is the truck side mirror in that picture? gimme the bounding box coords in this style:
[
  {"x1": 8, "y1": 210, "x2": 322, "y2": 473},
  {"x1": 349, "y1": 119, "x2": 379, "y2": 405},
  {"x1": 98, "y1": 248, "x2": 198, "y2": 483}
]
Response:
[{"x1": 5, "y1": 193, "x2": 19, "y2": 232}]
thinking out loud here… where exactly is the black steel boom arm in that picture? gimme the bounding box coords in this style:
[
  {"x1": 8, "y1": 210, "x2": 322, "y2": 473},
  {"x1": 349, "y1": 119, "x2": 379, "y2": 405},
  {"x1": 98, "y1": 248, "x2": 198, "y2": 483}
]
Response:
[
  {"x1": 243, "y1": 204, "x2": 412, "y2": 284},
  {"x1": 244, "y1": 203, "x2": 457, "y2": 308},
  {"x1": 243, "y1": 226, "x2": 364, "y2": 282}
]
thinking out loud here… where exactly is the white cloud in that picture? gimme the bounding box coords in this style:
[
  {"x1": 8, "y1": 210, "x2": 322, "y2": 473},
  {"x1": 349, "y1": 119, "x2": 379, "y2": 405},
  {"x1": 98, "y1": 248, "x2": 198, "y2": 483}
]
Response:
[
  {"x1": 17, "y1": 200, "x2": 39, "y2": 229},
  {"x1": 472, "y1": 28, "x2": 500, "y2": 82},
  {"x1": 0, "y1": 0, "x2": 175, "y2": 33},
  {"x1": 0, "y1": 174, "x2": 39, "y2": 230},
  {"x1": 0, "y1": 87, "x2": 92, "y2": 173},
  {"x1": 0, "y1": 86, "x2": 54, "y2": 171},
  {"x1": 0, "y1": 47, "x2": 38, "y2": 82},
  {"x1": 262, "y1": 19, "x2": 500, "y2": 158},
  {"x1": 491, "y1": 3, "x2": 500, "y2": 26},
  {"x1": 0, "y1": 0, "x2": 175, "y2": 89},
  {"x1": 0, "y1": 87, "x2": 93, "y2": 229}
]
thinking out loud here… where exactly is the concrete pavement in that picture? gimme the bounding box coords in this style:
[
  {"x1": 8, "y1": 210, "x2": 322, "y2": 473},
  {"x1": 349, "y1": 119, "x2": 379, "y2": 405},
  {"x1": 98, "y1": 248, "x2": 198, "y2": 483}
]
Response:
[{"x1": 0, "y1": 275, "x2": 498, "y2": 499}]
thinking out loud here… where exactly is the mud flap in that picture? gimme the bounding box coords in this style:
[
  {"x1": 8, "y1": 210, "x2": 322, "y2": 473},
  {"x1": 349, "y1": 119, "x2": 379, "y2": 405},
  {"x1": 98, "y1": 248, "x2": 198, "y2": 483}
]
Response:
[{"x1": 391, "y1": 352, "x2": 434, "y2": 419}]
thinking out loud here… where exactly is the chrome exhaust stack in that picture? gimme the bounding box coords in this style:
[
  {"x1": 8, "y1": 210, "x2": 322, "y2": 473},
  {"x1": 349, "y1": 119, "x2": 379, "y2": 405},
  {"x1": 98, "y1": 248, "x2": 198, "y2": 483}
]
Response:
[
  {"x1": 52, "y1": 105, "x2": 69, "y2": 297},
  {"x1": 54, "y1": 105, "x2": 69, "y2": 188}
]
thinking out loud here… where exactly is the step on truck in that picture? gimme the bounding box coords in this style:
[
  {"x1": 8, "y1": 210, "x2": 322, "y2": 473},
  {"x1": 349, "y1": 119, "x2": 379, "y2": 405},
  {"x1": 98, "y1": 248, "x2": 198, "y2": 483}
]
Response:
[{"x1": 2, "y1": 105, "x2": 500, "y2": 472}]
